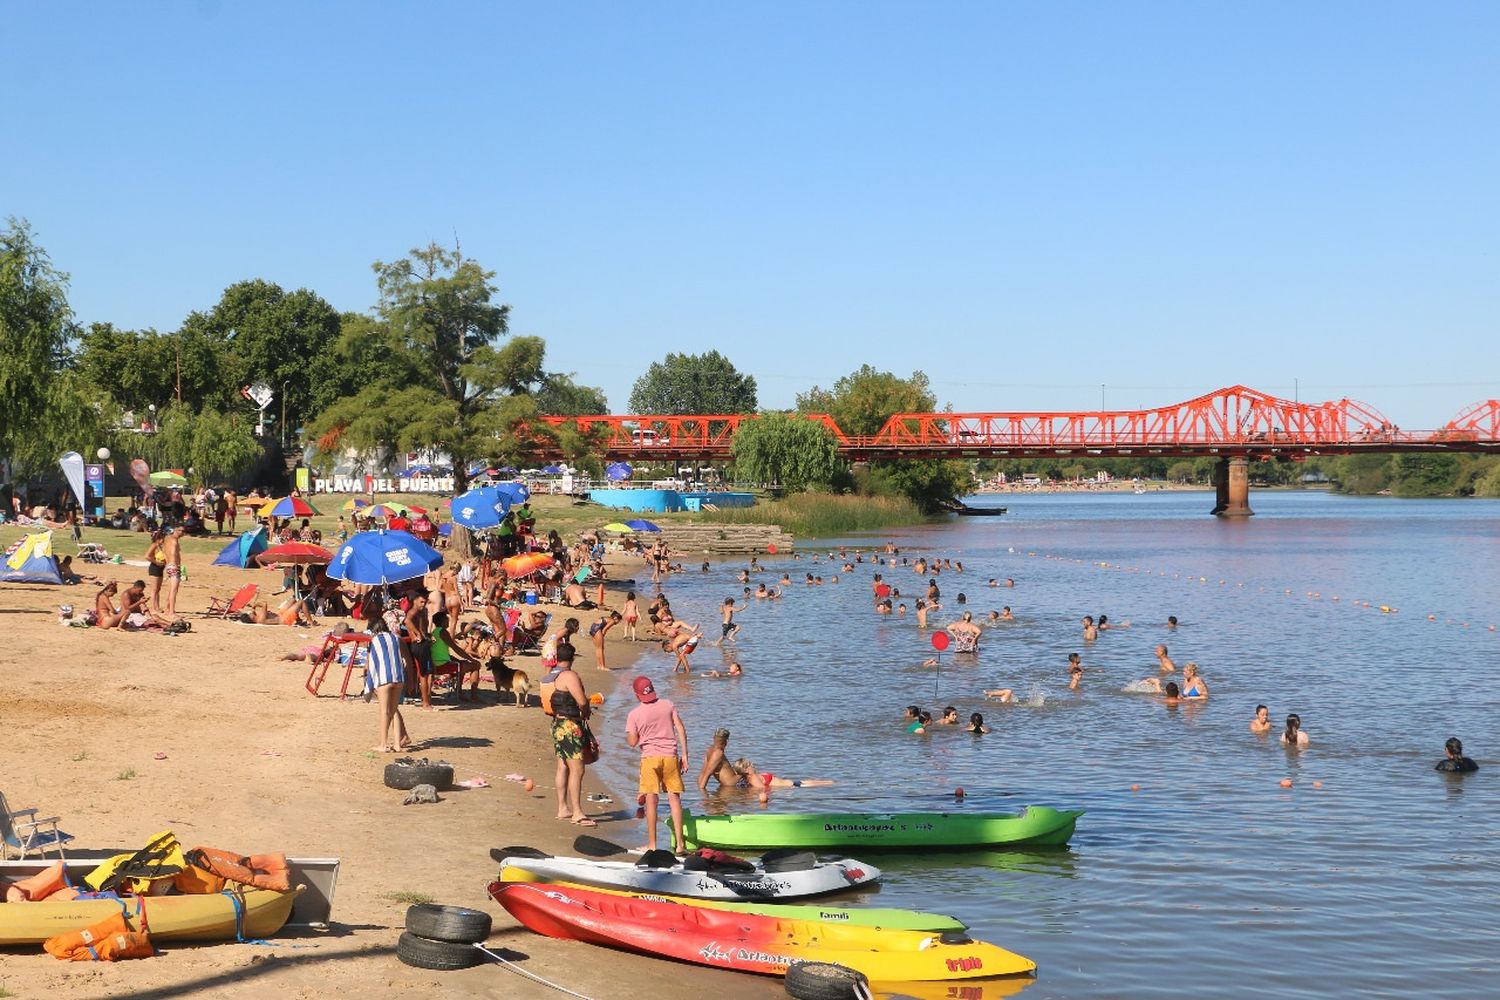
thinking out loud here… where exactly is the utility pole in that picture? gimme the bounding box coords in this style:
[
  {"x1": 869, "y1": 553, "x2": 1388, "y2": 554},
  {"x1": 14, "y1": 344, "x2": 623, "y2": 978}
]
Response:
[{"x1": 1100, "y1": 384, "x2": 1106, "y2": 411}]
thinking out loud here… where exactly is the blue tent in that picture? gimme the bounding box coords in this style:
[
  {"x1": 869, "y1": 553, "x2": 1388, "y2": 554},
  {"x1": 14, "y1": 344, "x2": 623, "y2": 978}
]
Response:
[
  {"x1": 1, "y1": 532, "x2": 64, "y2": 584},
  {"x1": 212, "y1": 527, "x2": 268, "y2": 568},
  {"x1": 606, "y1": 462, "x2": 633, "y2": 481}
]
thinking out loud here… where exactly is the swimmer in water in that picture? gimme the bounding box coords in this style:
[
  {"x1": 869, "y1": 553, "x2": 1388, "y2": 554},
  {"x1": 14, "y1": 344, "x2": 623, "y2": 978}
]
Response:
[
  {"x1": 907, "y1": 711, "x2": 932, "y2": 734},
  {"x1": 1081, "y1": 616, "x2": 1098, "y2": 641},
  {"x1": 1098, "y1": 614, "x2": 1130, "y2": 629},
  {"x1": 732, "y1": 757, "x2": 836, "y2": 790},
  {"x1": 706, "y1": 661, "x2": 744, "y2": 679},
  {"x1": 1068, "y1": 656, "x2": 1083, "y2": 690},
  {"x1": 968, "y1": 712, "x2": 989, "y2": 734},
  {"x1": 1155, "y1": 644, "x2": 1175, "y2": 673},
  {"x1": 1436, "y1": 736, "x2": 1479, "y2": 773},
  {"x1": 983, "y1": 688, "x2": 1015, "y2": 703},
  {"x1": 1167, "y1": 615, "x2": 1179, "y2": 629},
  {"x1": 1250, "y1": 704, "x2": 1272, "y2": 733},
  {"x1": 1137, "y1": 678, "x2": 1182, "y2": 703},
  {"x1": 937, "y1": 706, "x2": 960, "y2": 725},
  {"x1": 1281, "y1": 713, "x2": 1309, "y2": 747},
  {"x1": 1000, "y1": 606, "x2": 1013, "y2": 621},
  {"x1": 1181, "y1": 662, "x2": 1208, "y2": 699}
]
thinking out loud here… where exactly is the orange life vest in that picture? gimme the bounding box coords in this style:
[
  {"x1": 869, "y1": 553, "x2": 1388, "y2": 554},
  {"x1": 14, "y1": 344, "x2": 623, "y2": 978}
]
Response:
[
  {"x1": 183, "y1": 847, "x2": 290, "y2": 892},
  {"x1": 9, "y1": 860, "x2": 70, "y2": 901},
  {"x1": 43, "y1": 912, "x2": 154, "y2": 961}
]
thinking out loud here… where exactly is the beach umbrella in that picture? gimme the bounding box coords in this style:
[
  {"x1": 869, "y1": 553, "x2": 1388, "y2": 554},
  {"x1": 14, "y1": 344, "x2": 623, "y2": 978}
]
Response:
[
  {"x1": 327, "y1": 530, "x2": 443, "y2": 586},
  {"x1": 438, "y1": 523, "x2": 453, "y2": 537},
  {"x1": 341, "y1": 498, "x2": 371, "y2": 513},
  {"x1": 450, "y1": 486, "x2": 509, "y2": 530},
  {"x1": 259, "y1": 496, "x2": 322, "y2": 518},
  {"x1": 150, "y1": 471, "x2": 188, "y2": 487},
  {"x1": 500, "y1": 552, "x2": 555, "y2": 579},
  {"x1": 255, "y1": 541, "x2": 335, "y2": 567},
  {"x1": 541, "y1": 464, "x2": 564, "y2": 475},
  {"x1": 605, "y1": 462, "x2": 633, "y2": 481},
  {"x1": 494, "y1": 482, "x2": 529, "y2": 504},
  {"x1": 407, "y1": 505, "x2": 428, "y2": 515},
  {"x1": 601, "y1": 522, "x2": 634, "y2": 533},
  {"x1": 368, "y1": 502, "x2": 409, "y2": 518},
  {"x1": 624, "y1": 519, "x2": 661, "y2": 532}
]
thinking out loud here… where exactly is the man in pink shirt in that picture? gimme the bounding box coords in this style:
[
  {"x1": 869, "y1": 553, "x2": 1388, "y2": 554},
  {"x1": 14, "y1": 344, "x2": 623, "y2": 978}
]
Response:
[{"x1": 626, "y1": 676, "x2": 689, "y2": 854}]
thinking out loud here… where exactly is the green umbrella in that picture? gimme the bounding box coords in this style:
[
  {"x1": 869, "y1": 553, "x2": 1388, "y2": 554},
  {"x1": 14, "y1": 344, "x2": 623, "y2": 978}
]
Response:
[{"x1": 149, "y1": 471, "x2": 188, "y2": 487}]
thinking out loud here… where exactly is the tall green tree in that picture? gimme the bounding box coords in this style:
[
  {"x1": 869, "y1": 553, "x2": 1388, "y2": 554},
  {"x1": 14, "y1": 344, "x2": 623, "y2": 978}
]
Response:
[
  {"x1": 534, "y1": 374, "x2": 609, "y2": 416},
  {"x1": 796, "y1": 365, "x2": 968, "y2": 511},
  {"x1": 730, "y1": 412, "x2": 841, "y2": 490},
  {"x1": 0, "y1": 218, "x2": 76, "y2": 473},
  {"x1": 628, "y1": 351, "x2": 758, "y2": 414},
  {"x1": 307, "y1": 243, "x2": 583, "y2": 488}
]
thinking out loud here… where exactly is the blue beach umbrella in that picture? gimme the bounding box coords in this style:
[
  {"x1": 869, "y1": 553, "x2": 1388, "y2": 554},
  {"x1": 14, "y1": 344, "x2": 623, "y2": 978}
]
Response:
[
  {"x1": 450, "y1": 486, "x2": 509, "y2": 530},
  {"x1": 327, "y1": 530, "x2": 443, "y2": 586},
  {"x1": 541, "y1": 464, "x2": 564, "y2": 474},
  {"x1": 624, "y1": 518, "x2": 661, "y2": 532},
  {"x1": 438, "y1": 523, "x2": 453, "y2": 537},
  {"x1": 494, "y1": 482, "x2": 530, "y2": 504}
]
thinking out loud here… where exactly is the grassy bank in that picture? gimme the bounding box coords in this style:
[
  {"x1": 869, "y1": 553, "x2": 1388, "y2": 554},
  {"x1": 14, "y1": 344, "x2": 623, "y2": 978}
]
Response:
[{"x1": 702, "y1": 492, "x2": 925, "y2": 536}]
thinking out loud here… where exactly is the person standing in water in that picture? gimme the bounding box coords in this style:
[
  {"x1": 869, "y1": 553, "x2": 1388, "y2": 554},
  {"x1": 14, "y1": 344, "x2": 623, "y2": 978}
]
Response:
[
  {"x1": 1436, "y1": 737, "x2": 1478, "y2": 772},
  {"x1": 1155, "y1": 644, "x2": 1176, "y2": 673},
  {"x1": 1281, "y1": 713, "x2": 1309, "y2": 747},
  {"x1": 1249, "y1": 705, "x2": 1272, "y2": 733}
]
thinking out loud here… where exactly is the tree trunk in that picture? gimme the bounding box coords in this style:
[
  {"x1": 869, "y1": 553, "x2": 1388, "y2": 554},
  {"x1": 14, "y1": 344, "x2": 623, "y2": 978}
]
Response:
[{"x1": 450, "y1": 523, "x2": 477, "y2": 561}]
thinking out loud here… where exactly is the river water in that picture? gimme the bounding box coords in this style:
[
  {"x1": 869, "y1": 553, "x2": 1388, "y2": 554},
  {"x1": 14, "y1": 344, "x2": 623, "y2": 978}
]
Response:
[{"x1": 594, "y1": 491, "x2": 1500, "y2": 999}]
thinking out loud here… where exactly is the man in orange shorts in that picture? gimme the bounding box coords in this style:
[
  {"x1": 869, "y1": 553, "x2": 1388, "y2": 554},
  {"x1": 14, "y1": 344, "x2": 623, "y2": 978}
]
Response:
[{"x1": 625, "y1": 676, "x2": 689, "y2": 854}]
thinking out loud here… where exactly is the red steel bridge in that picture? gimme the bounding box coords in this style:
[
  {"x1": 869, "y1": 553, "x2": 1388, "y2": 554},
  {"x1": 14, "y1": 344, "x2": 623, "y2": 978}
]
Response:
[
  {"x1": 542, "y1": 386, "x2": 1500, "y2": 463},
  {"x1": 539, "y1": 386, "x2": 1500, "y2": 516}
]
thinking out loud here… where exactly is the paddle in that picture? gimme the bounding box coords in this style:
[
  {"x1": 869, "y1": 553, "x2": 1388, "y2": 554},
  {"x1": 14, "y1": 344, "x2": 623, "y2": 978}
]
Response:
[
  {"x1": 573, "y1": 834, "x2": 635, "y2": 858},
  {"x1": 490, "y1": 846, "x2": 551, "y2": 866}
]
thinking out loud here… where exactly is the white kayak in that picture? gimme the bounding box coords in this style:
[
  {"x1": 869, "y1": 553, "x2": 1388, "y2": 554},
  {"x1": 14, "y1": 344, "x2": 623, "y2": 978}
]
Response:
[{"x1": 494, "y1": 846, "x2": 880, "y2": 901}]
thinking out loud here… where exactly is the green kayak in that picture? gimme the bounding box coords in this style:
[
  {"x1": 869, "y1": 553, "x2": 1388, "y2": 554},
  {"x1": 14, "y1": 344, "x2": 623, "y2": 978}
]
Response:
[{"x1": 682, "y1": 806, "x2": 1083, "y2": 851}]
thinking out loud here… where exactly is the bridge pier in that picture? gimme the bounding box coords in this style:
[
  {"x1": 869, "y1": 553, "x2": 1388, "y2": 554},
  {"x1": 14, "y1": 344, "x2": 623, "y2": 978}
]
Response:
[{"x1": 1211, "y1": 456, "x2": 1253, "y2": 517}]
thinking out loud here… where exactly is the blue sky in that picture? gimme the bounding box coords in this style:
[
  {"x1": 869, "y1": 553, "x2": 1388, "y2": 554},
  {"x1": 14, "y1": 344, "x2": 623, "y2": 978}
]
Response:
[{"x1": 6, "y1": 2, "x2": 1497, "y2": 425}]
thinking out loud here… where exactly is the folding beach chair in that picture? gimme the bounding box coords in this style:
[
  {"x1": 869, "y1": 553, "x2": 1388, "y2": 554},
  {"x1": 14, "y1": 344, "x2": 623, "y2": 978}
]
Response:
[
  {"x1": 76, "y1": 542, "x2": 111, "y2": 564},
  {"x1": 306, "y1": 632, "x2": 373, "y2": 700},
  {"x1": 0, "y1": 791, "x2": 74, "y2": 860},
  {"x1": 205, "y1": 583, "x2": 258, "y2": 618}
]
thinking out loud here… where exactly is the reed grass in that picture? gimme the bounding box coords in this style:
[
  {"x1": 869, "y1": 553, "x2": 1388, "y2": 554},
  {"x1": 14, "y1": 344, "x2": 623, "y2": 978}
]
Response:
[{"x1": 703, "y1": 492, "x2": 924, "y2": 535}]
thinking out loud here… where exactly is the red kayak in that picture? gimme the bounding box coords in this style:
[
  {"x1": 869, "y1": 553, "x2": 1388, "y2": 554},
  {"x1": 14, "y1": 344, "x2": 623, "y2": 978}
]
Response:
[{"x1": 488, "y1": 881, "x2": 1036, "y2": 980}]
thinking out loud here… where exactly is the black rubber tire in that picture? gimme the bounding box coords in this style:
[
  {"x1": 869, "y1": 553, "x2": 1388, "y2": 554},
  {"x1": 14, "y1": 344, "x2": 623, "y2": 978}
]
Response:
[
  {"x1": 384, "y1": 762, "x2": 454, "y2": 790},
  {"x1": 396, "y1": 931, "x2": 483, "y2": 970},
  {"x1": 405, "y1": 904, "x2": 492, "y2": 944},
  {"x1": 784, "y1": 962, "x2": 868, "y2": 1000}
]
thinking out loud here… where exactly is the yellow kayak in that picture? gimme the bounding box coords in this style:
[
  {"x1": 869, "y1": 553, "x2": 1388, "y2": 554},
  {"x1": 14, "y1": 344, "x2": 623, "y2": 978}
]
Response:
[
  {"x1": 493, "y1": 879, "x2": 1035, "y2": 980},
  {"x1": 0, "y1": 885, "x2": 303, "y2": 946}
]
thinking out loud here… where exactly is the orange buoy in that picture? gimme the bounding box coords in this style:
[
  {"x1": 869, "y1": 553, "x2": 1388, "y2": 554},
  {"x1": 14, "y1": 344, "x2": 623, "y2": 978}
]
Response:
[
  {"x1": 1313, "y1": 781, "x2": 1323, "y2": 789},
  {"x1": 1130, "y1": 784, "x2": 1141, "y2": 792},
  {"x1": 1279, "y1": 779, "x2": 1293, "y2": 788}
]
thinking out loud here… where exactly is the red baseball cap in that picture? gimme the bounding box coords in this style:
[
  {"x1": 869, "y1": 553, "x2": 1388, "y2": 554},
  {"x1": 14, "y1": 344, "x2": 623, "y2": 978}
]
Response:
[{"x1": 632, "y1": 676, "x2": 658, "y2": 703}]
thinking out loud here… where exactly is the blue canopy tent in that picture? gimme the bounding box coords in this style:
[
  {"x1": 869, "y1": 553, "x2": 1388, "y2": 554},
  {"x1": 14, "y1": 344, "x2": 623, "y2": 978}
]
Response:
[
  {"x1": 212, "y1": 527, "x2": 269, "y2": 568},
  {"x1": 605, "y1": 462, "x2": 633, "y2": 481},
  {"x1": 2, "y1": 532, "x2": 64, "y2": 584}
]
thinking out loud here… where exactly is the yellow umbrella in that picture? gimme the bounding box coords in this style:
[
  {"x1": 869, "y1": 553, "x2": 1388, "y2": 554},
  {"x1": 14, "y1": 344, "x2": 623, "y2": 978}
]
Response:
[{"x1": 601, "y1": 522, "x2": 634, "y2": 533}]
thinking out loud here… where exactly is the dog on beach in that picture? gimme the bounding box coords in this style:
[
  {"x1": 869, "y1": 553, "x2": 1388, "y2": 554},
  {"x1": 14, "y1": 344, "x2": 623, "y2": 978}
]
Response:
[{"x1": 488, "y1": 657, "x2": 531, "y2": 708}]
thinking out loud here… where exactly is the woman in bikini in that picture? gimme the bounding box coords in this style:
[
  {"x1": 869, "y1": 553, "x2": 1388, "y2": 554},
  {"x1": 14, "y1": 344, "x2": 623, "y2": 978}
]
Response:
[{"x1": 1181, "y1": 662, "x2": 1208, "y2": 699}]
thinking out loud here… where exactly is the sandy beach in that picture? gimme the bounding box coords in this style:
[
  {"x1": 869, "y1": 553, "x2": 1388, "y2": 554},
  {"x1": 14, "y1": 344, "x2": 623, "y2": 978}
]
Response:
[{"x1": 0, "y1": 539, "x2": 764, "y2": 1000}]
